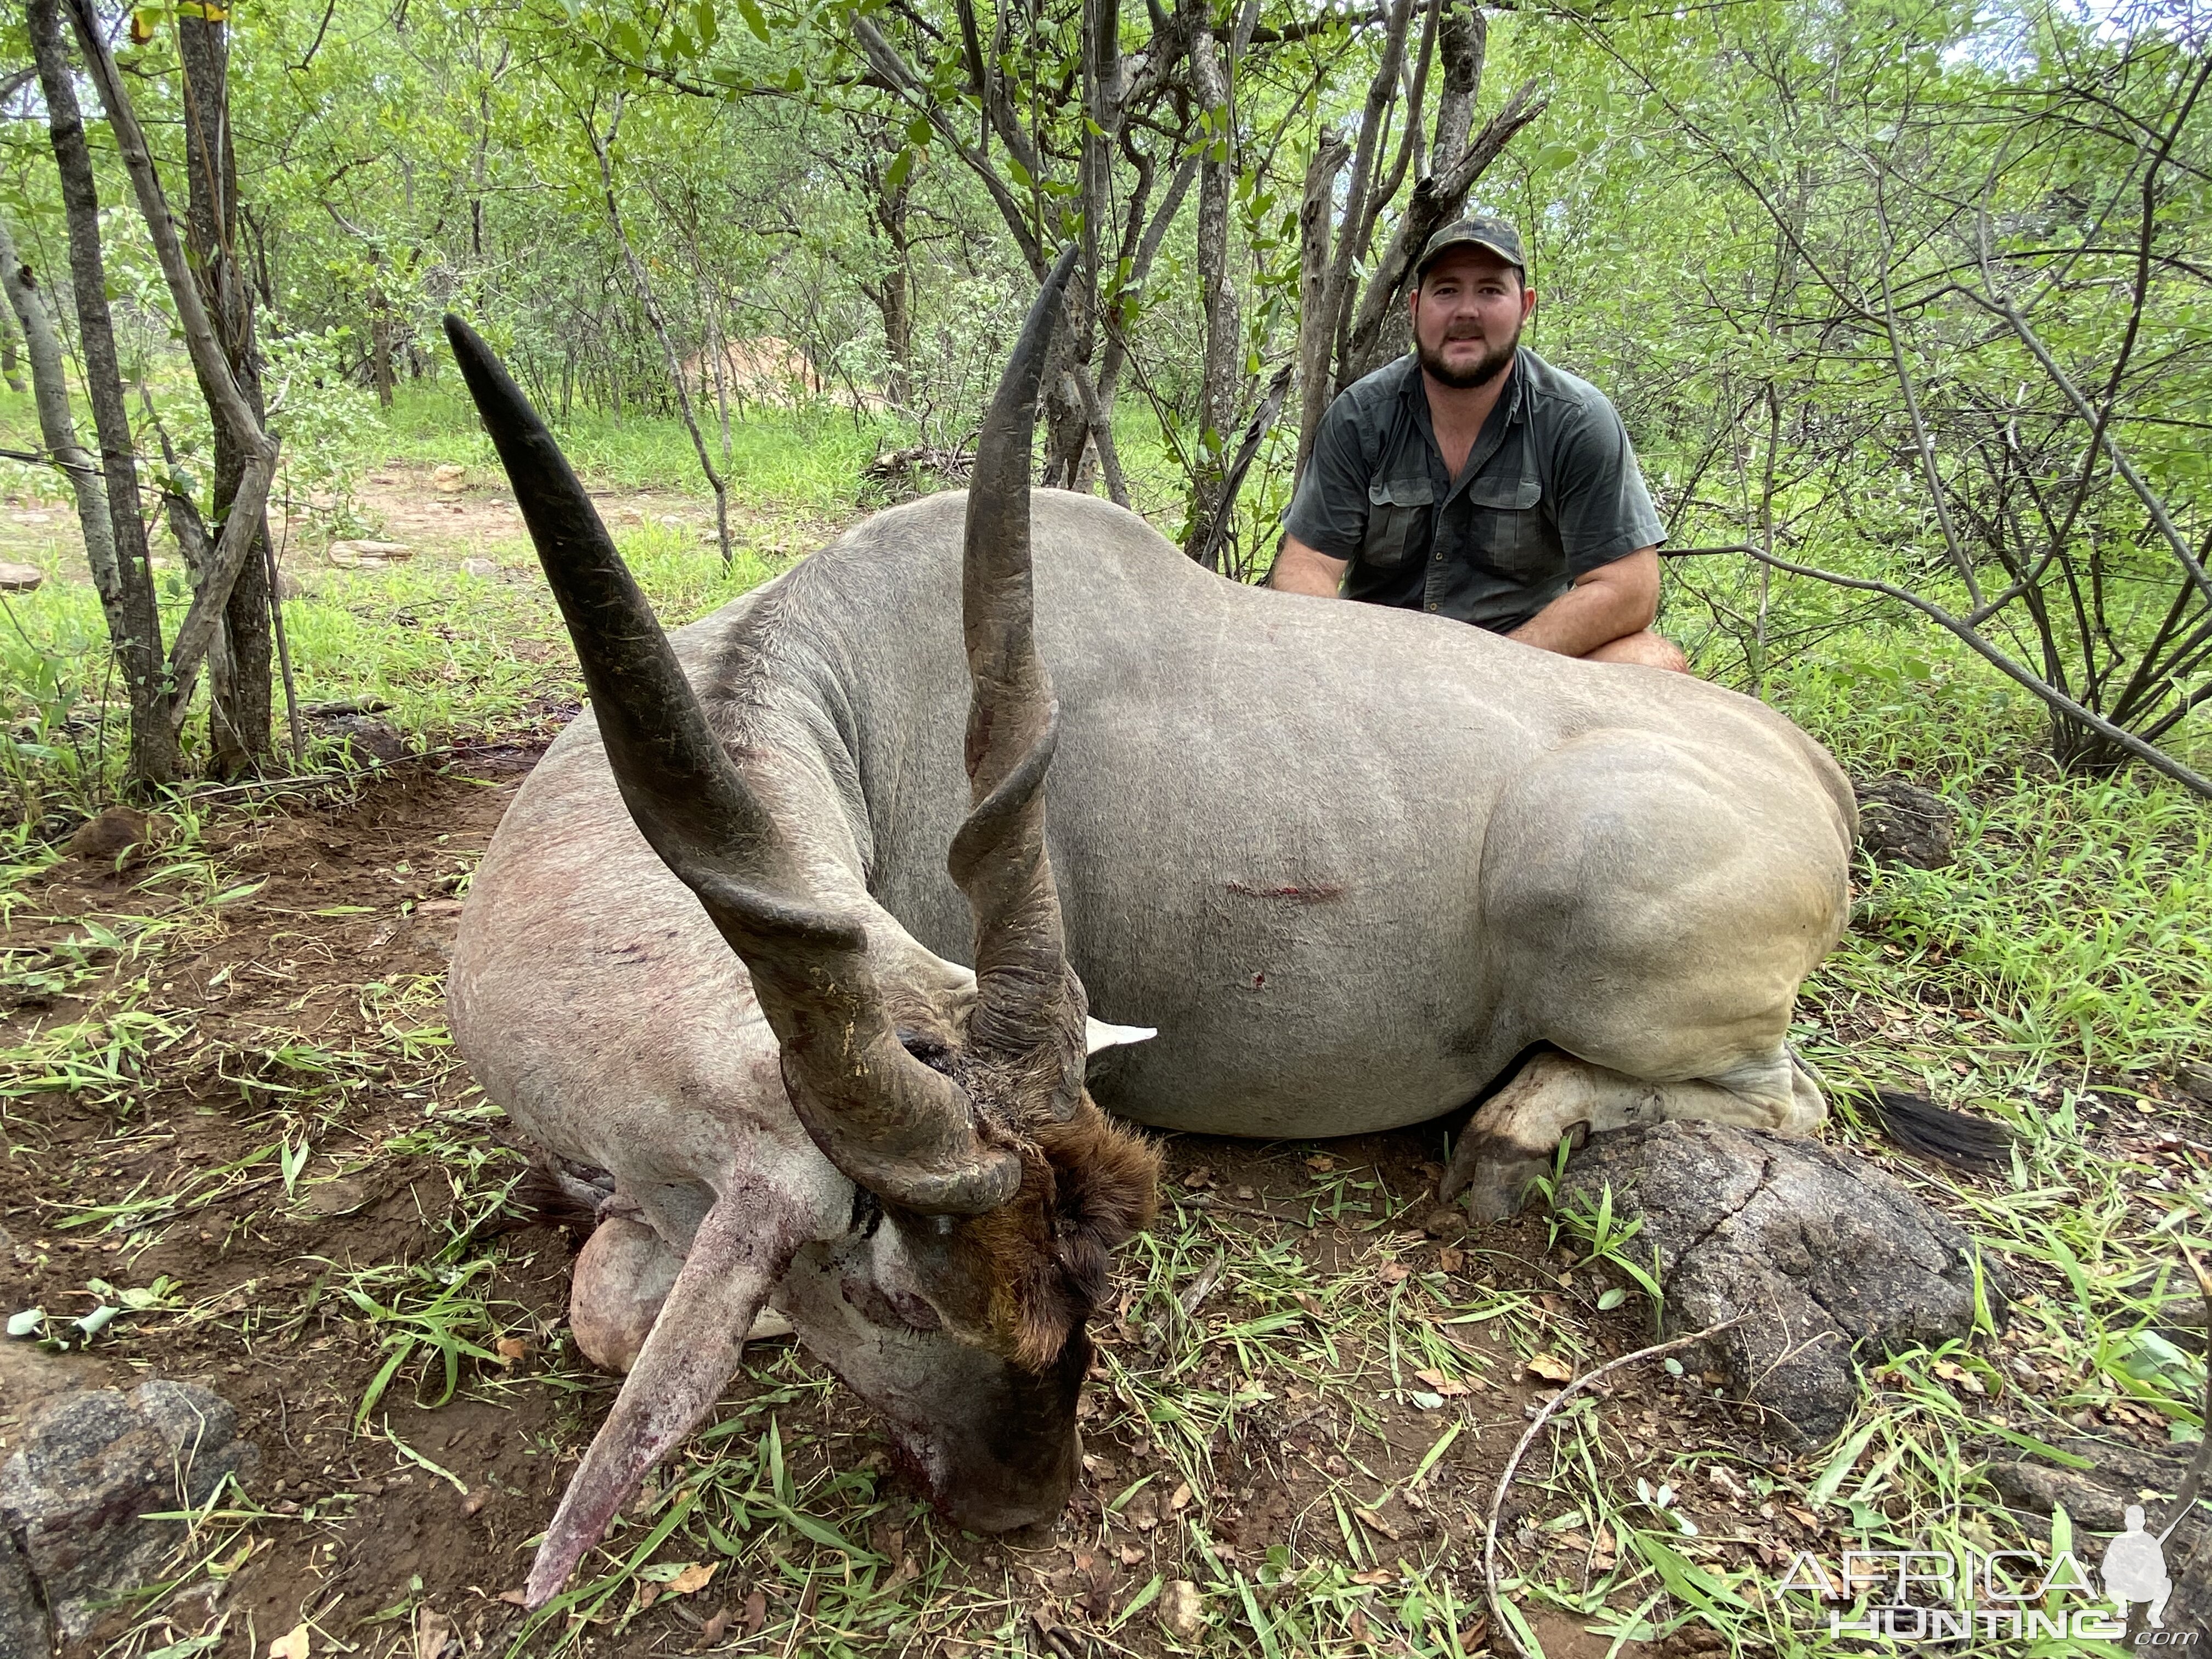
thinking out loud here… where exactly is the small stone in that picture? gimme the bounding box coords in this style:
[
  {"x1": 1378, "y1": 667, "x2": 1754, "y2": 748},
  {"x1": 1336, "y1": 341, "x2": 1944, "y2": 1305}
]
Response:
[
  {"x1": 328, "y1": 539, "x2": 413, "y2": 567},
  {"x1": 431, "y1": 465, "x2": 467, "y2": 493},
  {"x1": 1158, "y1": 1580, "x2": 1203, "y2": 1641},
  {"x1": 1853, "y1": 779, "x2": 1956, "y2": 870},
  {"x1": 1422, "y1": 1208, "x2": 1464, "y2": 1239},
  {"x1": 65, "y1": 806, "x2": 152, "y2": 864},
  {"x1": 0, "y1": 561, "x2": 43, "y2": 592}
]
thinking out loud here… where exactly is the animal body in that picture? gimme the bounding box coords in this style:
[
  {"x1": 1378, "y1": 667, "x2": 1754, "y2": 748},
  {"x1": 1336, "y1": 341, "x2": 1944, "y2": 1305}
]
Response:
[{"x1": 446, "y1": 257, "x2": 1861, "y2": 1604}]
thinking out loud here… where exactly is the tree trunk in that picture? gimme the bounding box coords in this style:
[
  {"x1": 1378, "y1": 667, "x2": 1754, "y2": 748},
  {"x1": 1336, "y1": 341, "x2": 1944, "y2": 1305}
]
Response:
[
  {"x1": 0, "y1": 219, "x2": 117, "y2": 616},
  {"x1": 1184, "y1": 23, "x2": 1242, "y2": 562},
  {"x1": 29, "y1": 0, "x2": 179, "y2": 788},
  {"x1": 1292, "y1": 134, "x2": 1351, "y2": 483},
  {"x1": 589, "y1": 100, "x2": 733, "y2": 566},
  {"x1": 179, "y1": 8, "x2": 275, "y2": 776},
  {"x1": 0, "y1": 307, "x2": 23, "y2": 393},
  {"x1": 870, "y1": 150, "x2": 915, "y2": 408}
]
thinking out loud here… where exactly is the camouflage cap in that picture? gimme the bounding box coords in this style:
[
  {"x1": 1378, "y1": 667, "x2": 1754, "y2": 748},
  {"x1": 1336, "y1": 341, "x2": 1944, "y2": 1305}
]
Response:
[{"x1": 1415, "y1": 216, "x2": 1526, "y2": 281}]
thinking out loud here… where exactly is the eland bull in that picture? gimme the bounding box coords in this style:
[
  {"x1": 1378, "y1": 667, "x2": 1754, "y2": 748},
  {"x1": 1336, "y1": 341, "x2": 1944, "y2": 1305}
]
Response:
[{"x1": 444, "y1": 253, "x2": 1942, "y2": 1605}]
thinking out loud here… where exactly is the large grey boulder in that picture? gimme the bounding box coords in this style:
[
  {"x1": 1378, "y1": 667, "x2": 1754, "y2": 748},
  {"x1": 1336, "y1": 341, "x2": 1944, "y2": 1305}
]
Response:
[
  {"x1": 0, "y1": 1380, "x2": 256, "y2": 1641},
  {"x1": 1559, "y1": 1120, "x2": 2007, "y2": 1443}
]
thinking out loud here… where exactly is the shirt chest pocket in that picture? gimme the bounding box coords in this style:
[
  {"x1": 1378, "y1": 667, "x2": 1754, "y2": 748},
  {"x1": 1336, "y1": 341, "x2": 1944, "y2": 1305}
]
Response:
[
  {"x1": 1466, "y1": 475, "x2": 1551, "y2": 578},
  {"x1": 1362, "y1": 474, "x2": 1435, "y2": 569}
]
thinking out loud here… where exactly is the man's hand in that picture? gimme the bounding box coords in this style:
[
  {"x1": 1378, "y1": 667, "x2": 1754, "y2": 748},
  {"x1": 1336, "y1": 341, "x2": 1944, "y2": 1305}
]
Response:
[
  {"x1": 1508, "y1": 547, "x2": 1662, "y2": 658},
  {"x1": 1268, "y1": 534, "x2": 1350, "y2": 597}
]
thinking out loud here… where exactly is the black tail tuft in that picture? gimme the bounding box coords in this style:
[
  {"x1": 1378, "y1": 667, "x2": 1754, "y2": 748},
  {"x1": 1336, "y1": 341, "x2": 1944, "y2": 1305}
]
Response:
[
  {"x1": 1867, "y1": 1090, "x2": 2016, "y2": 1172},
  {"x1": 511, "y1": 1159, "x2": 616, "y2": 1241}
]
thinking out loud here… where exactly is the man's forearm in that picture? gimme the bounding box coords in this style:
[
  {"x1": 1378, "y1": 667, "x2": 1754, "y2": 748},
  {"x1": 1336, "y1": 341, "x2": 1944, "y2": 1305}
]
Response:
[
  {"x1": 1268, "y1": 534, "x2": 1350, "y2": 597},
  {"x1": 1506, "y1": 549, "x2": 1660, "y2": 657}
]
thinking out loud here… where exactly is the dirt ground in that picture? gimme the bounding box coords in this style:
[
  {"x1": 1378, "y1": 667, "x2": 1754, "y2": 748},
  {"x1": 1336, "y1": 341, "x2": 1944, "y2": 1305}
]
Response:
[{"x1": 0, "y1": 746, "x2": 1817, "y2": 1659}]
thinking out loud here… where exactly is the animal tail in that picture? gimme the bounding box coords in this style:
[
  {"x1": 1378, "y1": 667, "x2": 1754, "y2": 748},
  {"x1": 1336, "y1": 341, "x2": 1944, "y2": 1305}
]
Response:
[
  {"x1": 1865, "y1": 1090, "x2": 2016, "y2": 1172},
  {"x1": 523, "y1": 1192, "x2": 798, "y2": 1607}
]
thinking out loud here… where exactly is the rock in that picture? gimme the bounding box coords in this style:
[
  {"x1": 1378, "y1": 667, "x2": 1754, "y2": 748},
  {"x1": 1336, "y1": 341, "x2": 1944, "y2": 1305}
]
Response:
[
  {"x1": 65, "y1": 806, "x2": 153, "y2": 864},
  {"x1": 328, "y1": 539, "x2": 413, "y2": 567},
  {"x1": 1854, "y1": 779, "x2": 1956, "y2": 870},
  {"x1": 0, "y1": 1530, "x2": 50, "y2": 1659},
  {"x1": 1558, "y1": 1121, "x2": 2007, "y2": 1443},
  {"x1": 432, "y1": 465, "x2": 467, "y2": 492},
  {"x1": 1158, "y1": 1580, "x2": 1204, "y2": 1641},
  {"x1": 2176, "y1": 1061, "x2": 2212, "y2": 1105},
  {"x1": 1985, "y1": 1434, "x2": 2212, "y2": 1626},
  {"x1": 0, "y1": 561, "x2": 44, "y2": 591},
  {"x1": 314, "y1": 713, "x2": 409, "y2": 765},
  {"x1": 1982, "y1": 1439, "x2": 2202, "y2": 1537},
  {"x1": 0, "y1": 1381, "x2": 254, "y2": 1639},
  {"x1": 127, "y1": 1381, "x2": 251, "y2": 1506}
]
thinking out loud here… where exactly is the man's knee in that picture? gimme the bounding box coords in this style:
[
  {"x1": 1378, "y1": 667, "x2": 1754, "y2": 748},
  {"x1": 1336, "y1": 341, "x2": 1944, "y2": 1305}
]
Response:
[{"x1": 1582, "y1": 630, "x2": 1689, "y2": 673}]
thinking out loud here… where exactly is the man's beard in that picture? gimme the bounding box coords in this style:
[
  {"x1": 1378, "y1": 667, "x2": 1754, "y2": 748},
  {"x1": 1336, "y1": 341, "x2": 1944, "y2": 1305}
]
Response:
[{"x1": 1418, "y1": 324, "x2": 1518, "y2": 389}]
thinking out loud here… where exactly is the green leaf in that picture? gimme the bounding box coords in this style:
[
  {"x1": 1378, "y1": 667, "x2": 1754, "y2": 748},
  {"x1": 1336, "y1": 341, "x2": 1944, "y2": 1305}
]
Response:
[
  {"x1": 733, "y1": 0, "x2": 768, "y2": 42},
  {"x1": 884, "y1": 146, "x2": 915, "y2": 191},
  {"x1": 1597, "y1": 1285, "x2": 1629, "y2": 1311},
  {"x1": 693, "y1": 0, "x2": 718, "y2": 44}
]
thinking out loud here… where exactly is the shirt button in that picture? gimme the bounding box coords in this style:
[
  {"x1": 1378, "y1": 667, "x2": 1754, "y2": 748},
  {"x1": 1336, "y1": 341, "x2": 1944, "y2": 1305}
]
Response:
[{"x1": 1425, "y1": 602, "x2": 1439, "y2": 612}]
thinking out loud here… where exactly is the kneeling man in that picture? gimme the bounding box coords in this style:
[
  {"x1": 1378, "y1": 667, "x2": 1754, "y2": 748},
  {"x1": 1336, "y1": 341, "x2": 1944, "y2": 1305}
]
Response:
[{"x1": 1271, "y1": 217, "x2": 1685, "y2": 672}]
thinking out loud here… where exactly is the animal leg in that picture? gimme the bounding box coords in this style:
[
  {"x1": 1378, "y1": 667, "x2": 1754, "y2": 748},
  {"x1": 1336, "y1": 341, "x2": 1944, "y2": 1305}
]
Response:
[
  {"x1": 571, "y1": 1210, "x2": 792, "y2": 1374},
  {"x1": 526, "y1": 1192, "x2": 804, "y2": 1607},
  {"x1": 1441, "y1": 1047, "x2": 1827, "y2": 1224}
]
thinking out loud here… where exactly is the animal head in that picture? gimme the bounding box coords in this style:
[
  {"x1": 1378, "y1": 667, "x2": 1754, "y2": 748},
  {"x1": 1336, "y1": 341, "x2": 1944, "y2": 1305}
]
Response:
[{"x1": 444, "y1": 248, "x2": 1159, "y2": 1602}]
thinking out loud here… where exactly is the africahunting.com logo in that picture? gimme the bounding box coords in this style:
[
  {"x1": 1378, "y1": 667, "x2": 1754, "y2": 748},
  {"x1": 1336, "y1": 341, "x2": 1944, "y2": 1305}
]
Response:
[{"x1": 1776, "y1": 1512, "x2": 2197, "y2": 1645}]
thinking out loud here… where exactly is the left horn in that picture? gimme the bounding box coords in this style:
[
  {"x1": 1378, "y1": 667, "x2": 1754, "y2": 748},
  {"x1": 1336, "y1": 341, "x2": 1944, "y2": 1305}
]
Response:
[
  {"x1": 947, "y1": 245, "x2": 1087, "y2": 1119},
  {"x1": 446, "y1": 315, "x2": 1020, "y2": 1216}
]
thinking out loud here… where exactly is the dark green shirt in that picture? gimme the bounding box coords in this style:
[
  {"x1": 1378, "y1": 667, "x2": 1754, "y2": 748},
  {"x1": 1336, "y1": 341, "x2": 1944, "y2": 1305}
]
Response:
[{"x1": 1282, "y1": 348, "x2": 1666, "y2": 631}]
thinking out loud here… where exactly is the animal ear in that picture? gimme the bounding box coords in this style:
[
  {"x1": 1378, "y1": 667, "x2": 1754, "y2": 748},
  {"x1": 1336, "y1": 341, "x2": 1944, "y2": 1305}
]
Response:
[
  {"x1": 1084, "y1": 1018, "x2": 1157, "y2": 1057},
  {"x1": 523, "y1": 1194, "x2": 802, "y2": 1607}
]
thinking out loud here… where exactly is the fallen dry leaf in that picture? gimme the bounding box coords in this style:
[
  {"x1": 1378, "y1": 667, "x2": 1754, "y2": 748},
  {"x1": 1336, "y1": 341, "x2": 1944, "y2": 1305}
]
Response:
[
  {"x1": 1378, "y1": 1262, "x2": 1411, "y2": 1285},
  {"x1": 1350, "y1": 1567, "x2": 1395, "y2": 1586},
  {"x1": 1437, "y1": 1246, "x2": 1465, "y2": 1272},
  {"x1": 1306, "y1": 1154, "x2": 1338, "y2": 1171},
  {"x1": 1353, "y1": 1507, "x2": 1403, "y2": 1541},
  {"x1": 1168, "y1": 1481, "x2": 1193, "y2": 1512},
  {"x1": 415, "y1": 1608, "x2": 455, "y2": 1659},
  {"x1": 1158, "y1": 1579, "x2": 1204, "y2": 1640},
  {"x1": 268, "y1": 1626, "x2": 311, "y2": 1659},
  {"x1": 496, "y1": 1589, "x2": 528, "y2": 1607},
  {"x1": 1524, "y1": 1352, "x2": 1576, "y2": 1384},
  {"x1": 742, "y1": 1588, "x2": 768, "y2": 1636},
  {"x1": 494, "y1": 1335, "x2": 533, "y2": 1365},
  {"x1": 668, "y1": 1560, "x2": 717, "y2": 1595}
]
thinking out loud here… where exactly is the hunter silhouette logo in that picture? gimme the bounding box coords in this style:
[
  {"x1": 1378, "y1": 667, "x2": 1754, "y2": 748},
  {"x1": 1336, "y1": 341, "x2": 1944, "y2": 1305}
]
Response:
[
  {"x1": 1775, "y1": 1529, "x2": 2202, "y2": 1646},
  {"x1": 2102, "y1": 1505, "x2": 2175, "y2": 1629}
]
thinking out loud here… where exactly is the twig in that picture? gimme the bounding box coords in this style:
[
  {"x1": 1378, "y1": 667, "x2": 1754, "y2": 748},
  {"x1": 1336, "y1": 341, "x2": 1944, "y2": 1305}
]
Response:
[{"x1": 1481, "y1": 1316, "x2": 1746, "y2": 1659}]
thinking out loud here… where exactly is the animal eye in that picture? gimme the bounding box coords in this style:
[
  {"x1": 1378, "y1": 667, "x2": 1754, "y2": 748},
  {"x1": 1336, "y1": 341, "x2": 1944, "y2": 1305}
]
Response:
[{"x1": 896, "y1": 1028, "x2": 956, "y2": 1073}]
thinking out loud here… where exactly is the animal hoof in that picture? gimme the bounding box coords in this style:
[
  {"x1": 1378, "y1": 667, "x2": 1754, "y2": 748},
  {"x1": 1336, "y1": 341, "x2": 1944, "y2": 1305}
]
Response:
[{"x1": 1438, "y1": 1133, "x2": 1549, "y2": 1225}]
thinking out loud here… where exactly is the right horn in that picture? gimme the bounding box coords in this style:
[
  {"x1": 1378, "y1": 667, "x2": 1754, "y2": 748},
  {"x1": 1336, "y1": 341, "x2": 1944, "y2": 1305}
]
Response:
[
  {"x1": 948, "y1": 245, "x2": 1088, "y2": 1121},
  {"x1": 445, "y1": 317, "x2": 1019, "y2": 1215}
]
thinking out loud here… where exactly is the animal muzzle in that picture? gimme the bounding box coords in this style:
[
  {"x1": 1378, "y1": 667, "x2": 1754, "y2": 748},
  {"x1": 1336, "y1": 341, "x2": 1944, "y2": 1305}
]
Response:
[{"x1": 898, "y1": 1326, "x2": 1090, "y2": 1533}]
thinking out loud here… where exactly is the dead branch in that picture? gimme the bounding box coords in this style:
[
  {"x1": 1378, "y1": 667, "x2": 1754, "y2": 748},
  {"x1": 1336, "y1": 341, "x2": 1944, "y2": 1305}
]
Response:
[{"x1": 1482, "y1": 1316, "x2": 1748, "y2": 1659}]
